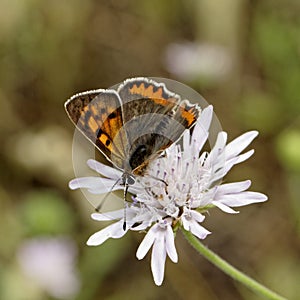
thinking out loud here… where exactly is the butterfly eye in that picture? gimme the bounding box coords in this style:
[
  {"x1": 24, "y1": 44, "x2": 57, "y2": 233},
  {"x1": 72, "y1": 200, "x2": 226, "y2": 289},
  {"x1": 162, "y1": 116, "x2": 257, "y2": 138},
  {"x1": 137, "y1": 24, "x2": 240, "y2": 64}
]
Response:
[
  {"x1": 121, "y1": 173, "x2": 135, "y2": 186},
  {"x1": 127, "y1": 175, "x2": 135, "y2": 185}
]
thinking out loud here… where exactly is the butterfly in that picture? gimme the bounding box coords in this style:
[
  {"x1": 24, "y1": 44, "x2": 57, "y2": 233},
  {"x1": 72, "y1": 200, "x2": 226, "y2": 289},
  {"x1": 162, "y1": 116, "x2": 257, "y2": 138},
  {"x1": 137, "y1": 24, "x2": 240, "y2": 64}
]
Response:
[{"x1": 65, "y1": 77, "x2": 200, "y2": 205}]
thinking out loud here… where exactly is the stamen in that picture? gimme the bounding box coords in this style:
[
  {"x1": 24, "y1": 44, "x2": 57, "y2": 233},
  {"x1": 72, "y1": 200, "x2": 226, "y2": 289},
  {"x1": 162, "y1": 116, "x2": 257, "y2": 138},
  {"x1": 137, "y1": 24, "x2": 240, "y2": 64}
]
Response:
[
  {"x1": 188, "y1": 197, "x2": 193, "y2": 209},
  {"x1": 183, "y1": 161, "x2": 190, "y2": 177},
  {"x1": 163, "y1": 171, "x2": 167, "y2": 180},
  {"x1": 131, "y1": 196, "x2": 138, "y2": 204}
]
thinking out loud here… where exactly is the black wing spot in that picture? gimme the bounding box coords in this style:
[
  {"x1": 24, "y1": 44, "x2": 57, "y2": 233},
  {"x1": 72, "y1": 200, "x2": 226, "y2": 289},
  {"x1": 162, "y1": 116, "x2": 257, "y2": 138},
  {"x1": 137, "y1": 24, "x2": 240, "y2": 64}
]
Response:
[
  {"x1": 108, "y1": 111, "x2": 117, "y2": 119},
  {"x1": 96, "y1": 128, "x2": 103, "y2": 139},
  {"x1": 84, "y1": 110, "x2": 92, "y2": 122}
]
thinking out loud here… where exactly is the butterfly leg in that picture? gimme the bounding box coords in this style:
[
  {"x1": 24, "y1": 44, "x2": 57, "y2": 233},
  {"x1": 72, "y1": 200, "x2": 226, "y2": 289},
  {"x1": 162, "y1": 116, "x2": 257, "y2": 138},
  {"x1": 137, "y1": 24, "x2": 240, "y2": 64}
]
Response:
[
  {"x1": 122, "y1": 183, "x2": 129, "y2": 231},
  {"x1": 94, "y1": 177, "x2": 122, "y2": 212}
]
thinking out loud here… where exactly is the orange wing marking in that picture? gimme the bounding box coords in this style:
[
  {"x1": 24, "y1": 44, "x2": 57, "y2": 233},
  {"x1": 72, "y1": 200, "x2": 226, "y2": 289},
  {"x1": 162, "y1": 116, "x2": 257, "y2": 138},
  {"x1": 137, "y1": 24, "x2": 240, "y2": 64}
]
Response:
[
  {"x1": 180, "y1": 107, "x2": 197, "y2": 126},
  {"x1": 88, "y1": 116, "x2": 99, "y2": 133},
  {"x1": 129, "y1": 83, "x2": 174, "y2": 106},
  {"x1": 98, "y1": 133, "x2": 112, "y2": 151}
]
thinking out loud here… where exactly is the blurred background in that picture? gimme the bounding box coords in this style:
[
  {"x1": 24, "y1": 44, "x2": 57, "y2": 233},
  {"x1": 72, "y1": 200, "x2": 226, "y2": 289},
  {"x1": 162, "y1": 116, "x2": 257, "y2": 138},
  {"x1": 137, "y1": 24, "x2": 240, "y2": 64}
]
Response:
[{"x1": 0, "y1": 0, "x2": 299, "y2": 299}]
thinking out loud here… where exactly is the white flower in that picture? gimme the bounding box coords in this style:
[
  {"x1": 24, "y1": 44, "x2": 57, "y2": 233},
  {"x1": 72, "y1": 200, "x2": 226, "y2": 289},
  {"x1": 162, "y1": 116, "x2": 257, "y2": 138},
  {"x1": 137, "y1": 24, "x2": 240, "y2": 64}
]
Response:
[
  {"x1": 164, "y1": 42, "x2": 232, "y2": 83},
  {"x1": 17, "y1": 237, "x2": 80, "y2": 299},
  {"x1": 70, "y1": 105, "x2": 268, "y2": 286}
]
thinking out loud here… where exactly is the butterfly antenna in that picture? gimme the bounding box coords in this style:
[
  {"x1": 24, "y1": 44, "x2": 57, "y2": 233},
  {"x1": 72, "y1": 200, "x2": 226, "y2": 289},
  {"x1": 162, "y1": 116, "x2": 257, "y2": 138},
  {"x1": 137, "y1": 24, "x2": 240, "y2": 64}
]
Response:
[
  {"x1": 144, "y1": 173, "x2": 168, "y2": 187},
  {"x1": 95, "y1": 177, "x2": 121, "y2": 212},
  {"x1": 152, "y1": 175, "x2": 168, "y2": 186}
]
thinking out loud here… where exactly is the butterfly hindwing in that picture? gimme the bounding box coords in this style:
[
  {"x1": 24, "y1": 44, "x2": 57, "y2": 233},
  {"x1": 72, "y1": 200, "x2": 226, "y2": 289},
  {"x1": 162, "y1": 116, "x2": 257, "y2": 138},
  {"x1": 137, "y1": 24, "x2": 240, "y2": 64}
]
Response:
[
  {"x1": 118, "y1": 78, "x2": 180, "y2": 122},
  {"x1": 117, "y1": 78, "x2": 201, "y2": 174}
]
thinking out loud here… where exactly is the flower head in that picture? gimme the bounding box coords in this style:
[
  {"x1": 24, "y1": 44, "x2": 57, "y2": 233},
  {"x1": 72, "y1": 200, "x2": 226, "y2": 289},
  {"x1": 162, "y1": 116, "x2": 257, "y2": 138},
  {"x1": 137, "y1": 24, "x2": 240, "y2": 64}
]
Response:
[
  {"x1": 69, "y1": 105, "x2": 267, "y2": 285},
  {"x1": 17, "y1": 237, "x2": 80, "y2": 299}
]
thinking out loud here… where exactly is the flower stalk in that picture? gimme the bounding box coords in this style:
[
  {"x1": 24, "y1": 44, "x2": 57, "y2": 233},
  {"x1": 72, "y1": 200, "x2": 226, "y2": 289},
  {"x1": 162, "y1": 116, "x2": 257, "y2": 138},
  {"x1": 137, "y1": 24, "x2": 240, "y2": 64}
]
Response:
[{"x1": 182, "y1": 229, "x2": 287, "y2": 300}]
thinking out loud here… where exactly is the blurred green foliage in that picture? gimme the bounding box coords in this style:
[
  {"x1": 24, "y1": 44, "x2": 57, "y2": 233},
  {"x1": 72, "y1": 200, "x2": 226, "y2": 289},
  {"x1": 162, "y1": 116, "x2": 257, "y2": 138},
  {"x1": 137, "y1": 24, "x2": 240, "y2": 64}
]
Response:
[
  {"x1": 0, "y1": 0, "x2": 299, "y2": 299},
  {"x1": 21, "y1": 190, "x2": 76, "y2": 236}
]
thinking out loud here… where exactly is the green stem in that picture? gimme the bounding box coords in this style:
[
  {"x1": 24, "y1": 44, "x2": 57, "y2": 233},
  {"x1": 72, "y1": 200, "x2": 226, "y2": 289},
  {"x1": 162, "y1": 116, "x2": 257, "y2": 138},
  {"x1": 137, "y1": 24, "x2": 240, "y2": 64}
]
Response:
[{"x1": 181, "y1": 229, "x2": 287, "y2": 300}]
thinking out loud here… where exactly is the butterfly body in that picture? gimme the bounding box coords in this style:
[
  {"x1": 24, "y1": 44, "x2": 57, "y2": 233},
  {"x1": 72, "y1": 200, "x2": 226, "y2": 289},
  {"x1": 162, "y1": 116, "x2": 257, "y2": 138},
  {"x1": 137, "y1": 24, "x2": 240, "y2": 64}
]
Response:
[{"x1": 65, "y1": 77, "x2": 200, "y2": 182}]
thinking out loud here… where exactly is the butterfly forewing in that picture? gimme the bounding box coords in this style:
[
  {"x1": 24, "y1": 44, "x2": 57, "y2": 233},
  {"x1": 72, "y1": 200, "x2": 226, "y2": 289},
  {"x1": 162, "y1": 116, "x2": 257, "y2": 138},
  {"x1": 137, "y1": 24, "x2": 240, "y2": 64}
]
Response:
[{"x1": 65, "y1": 90, "x2": 127, "y2": 170}]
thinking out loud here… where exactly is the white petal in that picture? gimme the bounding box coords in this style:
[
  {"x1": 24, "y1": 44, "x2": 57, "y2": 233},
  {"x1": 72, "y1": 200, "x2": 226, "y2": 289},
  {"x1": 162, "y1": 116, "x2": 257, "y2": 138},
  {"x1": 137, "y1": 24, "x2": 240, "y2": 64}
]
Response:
[
  {"x1": 209, "y1": 132, "x2": 227, "y2": 162},
  {"x1": 211, "y1": 160, "x2": 237, "y2": 182},
  {"x1": 182, "y1": 217, "x2": 190, "y2": 232},
  {"x1": 192, "y1": 132, "x2": 209, "y2": 157},
  {"x1": 212, "y1": 201, "x2": 239, "y2": 213},
  {"x1": 198, "y1": 105, "x2": 213, "y2": 133},
  {"x1": 151, "y1": 231, "x2": 167, "y2": 286},
  {"x1": 129, "y1": 222, "x2": 150, "y2": 231},
  {"x1": 216, "y1": 192, "x2": 268, "y2": 207},
  {"x1": 91, "y1": 210, "x2": 124, "y2": 221},
  {"x1": 211, "y1": 150, "x2": 254, "y2": 183},
  {"x1": 192, "y1": 105, "x2": 213, "y2": 151},
  {"x1": 69, "y1": 177, "x2": 99, "y2": 190},
  {"x1": 87, "y1": 159, "x2": 122, "y2": 179},
  {"x1": 189, "y1": 221, "x2": 211, "y2": 239},
  {"x1": 183, "y1": 127, "x2": 191, "y2": 150},
  {"x1": 193, "y1": 105, "x2": 213, "y2": 136},
  {"x1": 128, "y1": 185, "x2": 144, "y2": 195},
  {"x1": 165, "y1": 225, "x2": 178, "y2": 263},
  {"x1": 136, "y1": 225, "x2": 157, "y2": 260},
  {"x1": 212, "y1": 151, "x2": 253, "y2": 182},
  {"x1": 189, "y1": 210, "x2": 206, "y2": 223},
  {"x1": 86, "y1": 220, "x2": 126, "y2": 246},
  {"x1": 182, "y1": 213, "x2": 209, "y2": 238},
  {"x1": 225, "y1": 131, "x2": 258, "y2": 159},
  {"x1": 88, "y1": 182, "x2": 123, "y2": 194},
  {"x1": 69, "y1": 177, "x2": 116, "y2": 193},
  {"x1": 216, "y1": 180, "x2": 251, "y2": 195},
  {"x1": 234, "y1": 149, "x2": 255, "y2": 164}
]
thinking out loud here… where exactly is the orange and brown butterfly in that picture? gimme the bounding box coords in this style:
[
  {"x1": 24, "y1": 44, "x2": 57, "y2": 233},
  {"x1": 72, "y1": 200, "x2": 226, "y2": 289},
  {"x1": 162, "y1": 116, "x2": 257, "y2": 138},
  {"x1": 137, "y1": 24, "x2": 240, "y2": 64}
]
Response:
[{"x1": 64, "y1": 77, "x2": 200, "y2": 186}]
